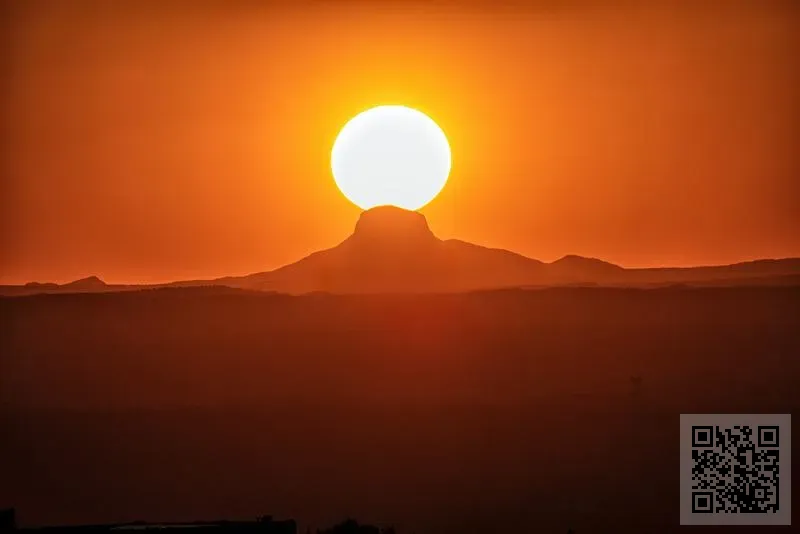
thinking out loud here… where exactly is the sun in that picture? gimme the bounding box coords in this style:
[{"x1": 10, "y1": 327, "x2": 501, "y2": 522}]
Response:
[{"x1": 331, "y1": 105, "x2": 452, "y2": 211}]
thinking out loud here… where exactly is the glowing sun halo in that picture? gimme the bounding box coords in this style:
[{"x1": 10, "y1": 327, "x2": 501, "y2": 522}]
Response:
[{"x1": 331, "y1": 105, "x2": 452, "y2": 211}]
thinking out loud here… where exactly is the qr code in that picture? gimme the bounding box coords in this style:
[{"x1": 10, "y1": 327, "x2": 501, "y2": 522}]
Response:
[
  {"x1": 692, "y1": 425, "x2": 779, "y2": 512},
  {"x1": 680, "y1": 414, "x2": 791, "y2": 526}
]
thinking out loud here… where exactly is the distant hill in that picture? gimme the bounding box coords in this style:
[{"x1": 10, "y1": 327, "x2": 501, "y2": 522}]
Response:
[
  {"x1": 24, "y1": 282, "x2": 59, "y2": 290},
  {"x1": 1, "y1": 276, "x2": 121, "y2": 297},
  {"x1": 60, "y1": 275, "x2": 108, "y2": 291},
  {"x1": 548, "y1": 254, "x2": 626, "y2": 280},
  {"x1": 2, "y1": 207, "x2": 799, "y2": 296}
]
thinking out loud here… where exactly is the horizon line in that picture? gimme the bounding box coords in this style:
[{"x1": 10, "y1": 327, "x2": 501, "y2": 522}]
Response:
[{"x1": 3, "y1": 254, "x2": 798, "y2": 287}]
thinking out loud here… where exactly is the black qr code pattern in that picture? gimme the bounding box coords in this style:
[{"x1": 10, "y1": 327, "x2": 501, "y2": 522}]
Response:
[{"x1": 691, "y1": 425, "x2": 780, "y2": 513}]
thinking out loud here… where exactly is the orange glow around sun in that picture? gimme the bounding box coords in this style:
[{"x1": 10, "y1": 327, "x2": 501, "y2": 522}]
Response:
[{"x1": 0, "y1": 2, "x2": 798, "y2": 284}]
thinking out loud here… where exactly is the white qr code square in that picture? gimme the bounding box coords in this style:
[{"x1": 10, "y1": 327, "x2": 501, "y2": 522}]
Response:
[{"x1": 680, "y1": 414, "x2": 791, "y2": 526}]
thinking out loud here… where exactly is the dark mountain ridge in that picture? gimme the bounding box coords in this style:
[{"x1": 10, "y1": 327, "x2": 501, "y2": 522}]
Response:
[{"x1": 3, "y1": 206, "x2": 799, "y2": 295}]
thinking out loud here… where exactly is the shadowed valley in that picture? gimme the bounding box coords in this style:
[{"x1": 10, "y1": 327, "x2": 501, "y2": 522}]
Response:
[{"x1": 2, "y1": 281, "x2": 798, "y2": 533}]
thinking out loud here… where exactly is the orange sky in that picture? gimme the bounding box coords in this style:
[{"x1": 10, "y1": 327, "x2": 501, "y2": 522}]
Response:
[{"x1": 2, "y1": 0, "x2": 798, "y2": 285}]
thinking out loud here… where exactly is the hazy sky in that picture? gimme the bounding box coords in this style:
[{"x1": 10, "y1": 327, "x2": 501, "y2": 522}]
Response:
[{"x1": 2, "y1": 0, "x2": 798, "y2": 284}]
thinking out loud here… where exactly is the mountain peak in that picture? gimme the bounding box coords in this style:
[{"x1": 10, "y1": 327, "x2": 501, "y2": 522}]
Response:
[
  {"x1": 552, "y1": 255, "x2": 622, "y2": 269},
  {"x1": 351, "y1": 206, "x2": 436, "y2": 245},
  {"x1": 63, "y1": 275, "x2": 107, "y2": 289}
]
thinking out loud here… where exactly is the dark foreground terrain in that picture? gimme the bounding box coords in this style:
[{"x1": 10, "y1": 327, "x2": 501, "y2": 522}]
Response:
[{"x1": 1, "y1": 286, "x2": 798, "y2": 533}]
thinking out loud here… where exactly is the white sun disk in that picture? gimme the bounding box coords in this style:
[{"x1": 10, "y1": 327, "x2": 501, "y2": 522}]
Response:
[{"x1": 331, "y1": 105, "x2": 451, "y2": 211}]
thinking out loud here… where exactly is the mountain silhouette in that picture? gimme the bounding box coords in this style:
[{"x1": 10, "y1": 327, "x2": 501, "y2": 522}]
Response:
[
  {"x1": 3, "y1": 207, "x2": 800, "y2": 296},
  {"x1": 24, "y1": 281, "x2": 60, "y2": 290},
  {"x1": 167, "y1": 207, "x2": 800, "y2": 294},
  {"x1": 549, "y1": 254, "x2": 625, "y2": 278},
  {"x1": 61, "y1": 275, "x2": 108, "y2": 291},
  {"x1": 205, "y1": 206, "x2": 550, "y2": 294}
]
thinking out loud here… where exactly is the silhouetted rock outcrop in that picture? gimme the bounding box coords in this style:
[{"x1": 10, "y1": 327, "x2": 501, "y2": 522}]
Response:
[
  {"x1": 228, "y1": 207, "x2": 548, "y2": 294},
  {"x1": 61, "y1": 275, "x2": 107, "y2": 291},
  {"x1": 351, "y1": 206, "x2": 435, "y2": 246}
]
